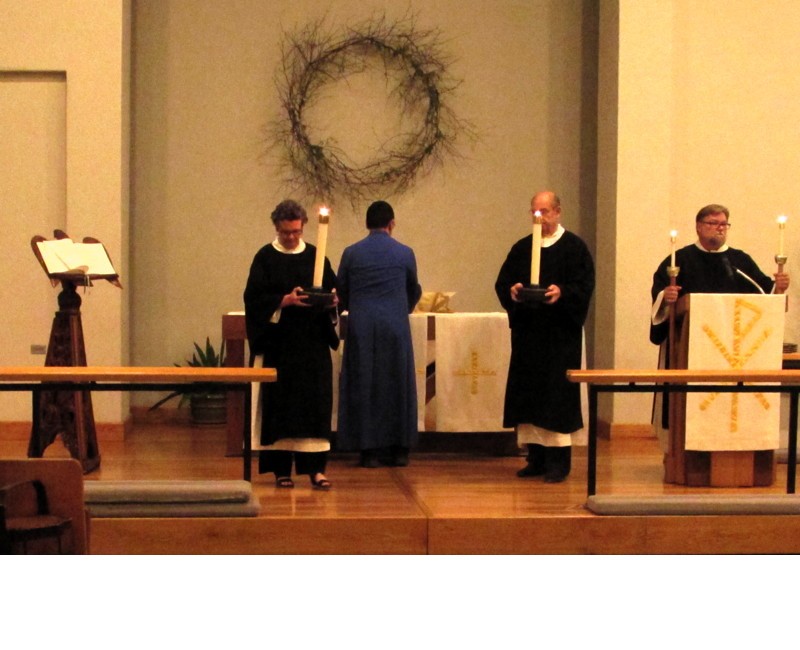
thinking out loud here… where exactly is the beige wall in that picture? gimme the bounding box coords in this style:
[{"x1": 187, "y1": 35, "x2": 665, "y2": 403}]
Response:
[
  {"x1": 597, "y1": 0, "x2": 675, "y2": 424},
  {"x1": 0, "y1": 1, "x2": 131, "y2": 425},
  {"x1": 130, "y1": 0, "x2": 597, "y2": 408},
  {"x1": 0, "y1": 74, "x2": 66, "y2": 393}
]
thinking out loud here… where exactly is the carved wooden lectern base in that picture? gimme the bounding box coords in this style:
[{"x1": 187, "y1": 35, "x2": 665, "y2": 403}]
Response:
[{"x1": 28, "y1": 281, "x2": 100, "y2": 473}]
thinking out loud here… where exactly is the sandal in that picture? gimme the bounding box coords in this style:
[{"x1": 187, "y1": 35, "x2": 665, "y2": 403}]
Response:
[
  {"x1": 276, "y1": 476, "x2": 294, "y2": 488},
  {"x1": 310, "y1": 473, "x2": 332, "y2": 490}
]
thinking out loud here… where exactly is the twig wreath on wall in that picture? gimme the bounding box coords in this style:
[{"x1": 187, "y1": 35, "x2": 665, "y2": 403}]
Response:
[{"x1": 271, "y1": 14, "x2": 472, "y2": 207}]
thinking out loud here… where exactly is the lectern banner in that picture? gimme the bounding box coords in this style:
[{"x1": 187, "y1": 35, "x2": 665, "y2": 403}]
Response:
[
  {"x1": 434, "y1": 313, "x2": 512, "y2": 432},
  {"x1": 685, "y1": 294, "x2": 785, "y2": 451}
]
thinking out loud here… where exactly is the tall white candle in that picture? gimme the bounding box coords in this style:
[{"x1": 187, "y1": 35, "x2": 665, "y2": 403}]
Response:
[
  {"x1": 778, "y1": 215, "x2": 787, "y2": 257},
  {"x1": 531, "y1": 210, "x2": 543, "y2": 285},
  {"x1": 313, "y1": 206, "x2": 330, "y2": 287},
  {"x1": 670, "y1": 230, "x2": 678, "y2": 267}
]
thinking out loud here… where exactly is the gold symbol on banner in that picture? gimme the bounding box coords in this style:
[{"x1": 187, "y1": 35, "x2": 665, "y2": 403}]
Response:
[
  {"x1": 454, "y1": 350, "x2": 496, "y2": 395},
  {"x1": 700, "y1": 297, "x2": 772, "y2": 432}
]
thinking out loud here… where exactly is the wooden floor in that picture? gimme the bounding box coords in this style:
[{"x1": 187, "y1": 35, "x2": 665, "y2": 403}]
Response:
[{"x1": 4, "y1": 423, "x2": 800, "y2": 554}]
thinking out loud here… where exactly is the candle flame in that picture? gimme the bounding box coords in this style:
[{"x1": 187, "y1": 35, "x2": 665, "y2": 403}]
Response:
[
  {"x1": 670, "y1": 230, "x2": 678, "y2": 240},
  {"x1": 778, "y1": 215, "x2": 788, "y2": 225},
  {"x1": 534, "y1": 210, "x2": 542, "y2": 217},
  {"x1": 319, "y1": 206, "x2": 330, "y2": 217}
]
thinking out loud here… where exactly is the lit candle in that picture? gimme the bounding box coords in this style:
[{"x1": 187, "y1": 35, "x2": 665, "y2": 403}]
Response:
[
  {"x1": 531, "y1": 210, "x2": 543, "y2": 285},
  {"x1": 777, "y1": 215, "x2": 787, "y2": 257},
  {"x1": 670, "y1": 230, "x2": 678, "y2": 267},
  {"x1": 312, "y1": 206, "x2": 330, "y2": 287}
]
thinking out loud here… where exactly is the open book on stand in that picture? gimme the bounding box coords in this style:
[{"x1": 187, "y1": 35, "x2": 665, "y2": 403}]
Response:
[{"x1": 32, "y1": 233, "x2": 121, "y2": 287}]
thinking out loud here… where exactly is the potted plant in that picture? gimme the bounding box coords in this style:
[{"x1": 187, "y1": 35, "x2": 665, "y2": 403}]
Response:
[{"x1": 150, "y1": 337, "x2": 228, "y2": 425}]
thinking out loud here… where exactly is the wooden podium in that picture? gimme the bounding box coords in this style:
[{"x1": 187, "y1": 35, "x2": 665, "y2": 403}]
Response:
[
  {"x1": 665, "y1": 293, "x2": 785, "y2": 487},
  {"x1": 29, "y1": 232, "x2": 121, "y2": 473}
]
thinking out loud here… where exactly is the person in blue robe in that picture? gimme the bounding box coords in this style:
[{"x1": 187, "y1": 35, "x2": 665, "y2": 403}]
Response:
[{"x1": 336, "y1": 200, "x2": 422, "y2": 468}]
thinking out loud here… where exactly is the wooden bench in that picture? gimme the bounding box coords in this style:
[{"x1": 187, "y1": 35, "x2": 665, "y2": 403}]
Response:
[{"x1": 0, "y1": 366, "x2": 276, "y2": 480}]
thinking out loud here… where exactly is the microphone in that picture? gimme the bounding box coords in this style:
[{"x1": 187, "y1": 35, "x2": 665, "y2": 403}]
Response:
[
  {"x1": 735, "y1": 268, "x2": 766, "y2": 294},
  {"x1": 721, "y1": 253, "x2": 765, "y2": 293},
  {"x1": 721, "y1": 254, "x2": 735, "y2": 280}
]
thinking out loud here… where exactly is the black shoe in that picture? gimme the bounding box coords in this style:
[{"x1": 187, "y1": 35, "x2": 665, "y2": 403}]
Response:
[
  {"x1": 517, "y1": 443, "x2": 546, "y2": 477},
  {"x1": 359, "y1": 450, "x2": 381, "y2": 468},
  {"x1": 543, "y1": 446, "x2": 571, "y2": 483},
  {"x1": 390, "y1": 447, "x2": 409, "y2": 467},
  {"x1": 516, "y1": 463, "x2": 545, "y2": 478},
  {"x1": 543, "y1": 470, "x2": 569, "y2": 483}
]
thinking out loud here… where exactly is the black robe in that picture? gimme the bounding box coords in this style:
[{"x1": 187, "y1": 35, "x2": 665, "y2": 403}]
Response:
[
  {"x1": 495, "y1": 230, "x2": 595, "y2": 433},
  {"x1": 243, "y1": 243, "x2": 338, "y2": 446},
  {"x1": 650, "y1": 244, "x2": 774, "y2": 345}
]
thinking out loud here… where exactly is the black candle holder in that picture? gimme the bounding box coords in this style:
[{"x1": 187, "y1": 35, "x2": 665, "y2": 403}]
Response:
[
  {"x1": 518, "y1": 284, "x2": 548, "y2": 303},
  {"x1": 298, "y1": 286, "x2": 336, "y2": 308}
]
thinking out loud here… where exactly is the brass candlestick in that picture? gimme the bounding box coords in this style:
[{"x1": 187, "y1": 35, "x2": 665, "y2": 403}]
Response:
[{"x1": 775, "y1": 254, "x2": 788, "y2": 296}]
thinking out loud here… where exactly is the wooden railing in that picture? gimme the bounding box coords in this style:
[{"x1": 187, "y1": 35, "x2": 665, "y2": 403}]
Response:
[
  {"x1": 0, "y1": 366, "x2": 276, "y2": 480},
  {"x1": 0, "y1": 366, "x2": 276, "y2": 383}
]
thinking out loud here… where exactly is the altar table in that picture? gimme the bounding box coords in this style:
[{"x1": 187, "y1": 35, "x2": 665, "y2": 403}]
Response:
[{"x1": 222, "y1": 311, "x2": 513, "y2": 454}]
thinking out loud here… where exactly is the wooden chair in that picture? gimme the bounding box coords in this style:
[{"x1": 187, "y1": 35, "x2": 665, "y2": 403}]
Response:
[
  {"x1": 1, "y1": 479, "x2": 73, "y2": 553},
  {"x1": 0, "y1": 459, "x2": 88, "y2": 554}
]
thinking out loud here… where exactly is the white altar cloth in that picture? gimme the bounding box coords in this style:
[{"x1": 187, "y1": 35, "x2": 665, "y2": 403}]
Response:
[
  {"x1": 433, "y1": 313, "x2": 512, "y2": 432},
  {"x1": 410, "y1": 313, "x2": 430, "y2": 430}
]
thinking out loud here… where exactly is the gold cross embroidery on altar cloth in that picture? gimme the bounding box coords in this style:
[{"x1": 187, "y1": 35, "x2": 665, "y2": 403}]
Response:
[{"x1": 454, "y1": 350, "x2": 497, "y2": 395}]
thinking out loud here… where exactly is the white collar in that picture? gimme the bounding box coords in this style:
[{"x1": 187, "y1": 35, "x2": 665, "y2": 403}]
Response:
[
  {"x1": 272, "y1": 238, "x2": 306, "y2": 254},
  {"x1": 541, "y1": 224, "x2": 565, "y2": 248}
]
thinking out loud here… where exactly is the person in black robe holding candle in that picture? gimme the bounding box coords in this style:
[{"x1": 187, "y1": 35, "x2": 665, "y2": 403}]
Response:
[
  {"x1": 495, "y1": 191, "x2": 595, "y2": 483},
  {"x1": 244, "y1": 199, "x2": 339, "y2": 489},
  {"x1": 649, "y1": 203, "x2": 789, "y2": 439},
  {"x1": 650, "y1": 203, "x2": 789, "y2": 346}
]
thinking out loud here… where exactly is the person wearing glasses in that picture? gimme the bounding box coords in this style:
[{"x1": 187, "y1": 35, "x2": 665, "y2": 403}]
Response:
[
  {"x1": 495, "y1": 191, "x2": 595, "y2": 483},
  {"x1": 244, "y1": 199, "x2": 339, "y2": 489},
  {"x1": 650, "y1": 203, "x2": 790, "y2": 346}
]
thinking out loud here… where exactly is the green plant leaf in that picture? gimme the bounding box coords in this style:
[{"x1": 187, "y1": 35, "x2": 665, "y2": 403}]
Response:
[{"x1": 150, "y1": 337, "x2": 227, "y2": 409}]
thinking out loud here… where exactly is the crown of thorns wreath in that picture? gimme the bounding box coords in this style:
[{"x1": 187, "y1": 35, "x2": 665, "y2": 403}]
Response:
[{"x1": 271, "y1": 16, "x2": 471, "y2": 207}]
